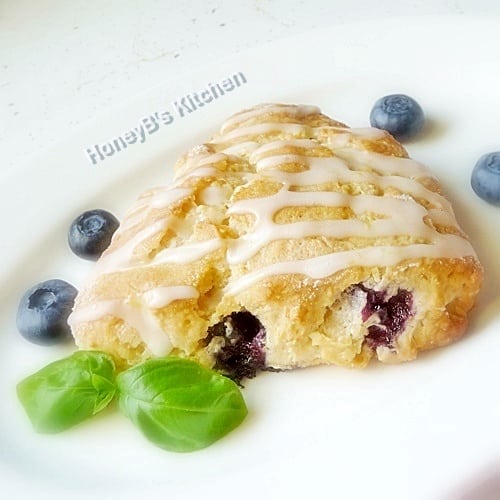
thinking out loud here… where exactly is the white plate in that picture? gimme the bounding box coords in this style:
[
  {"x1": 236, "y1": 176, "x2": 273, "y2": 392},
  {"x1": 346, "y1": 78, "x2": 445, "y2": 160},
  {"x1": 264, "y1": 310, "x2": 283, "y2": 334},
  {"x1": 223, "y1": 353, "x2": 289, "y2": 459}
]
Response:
[{"x1": 1, "y1": 16, "x2": 500, "y2": 500}]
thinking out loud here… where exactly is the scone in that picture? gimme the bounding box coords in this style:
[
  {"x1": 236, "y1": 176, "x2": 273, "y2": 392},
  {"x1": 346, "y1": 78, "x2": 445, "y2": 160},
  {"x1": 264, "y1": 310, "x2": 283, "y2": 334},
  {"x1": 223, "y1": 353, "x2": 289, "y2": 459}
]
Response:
[{"x1": 69, "y1": 103, "x2": 483, "y2": 381}]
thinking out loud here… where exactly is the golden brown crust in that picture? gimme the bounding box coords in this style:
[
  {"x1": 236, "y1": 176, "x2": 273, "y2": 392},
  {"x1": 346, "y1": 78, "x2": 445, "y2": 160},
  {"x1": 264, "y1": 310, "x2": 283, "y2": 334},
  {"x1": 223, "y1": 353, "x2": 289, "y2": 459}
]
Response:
[{"x1": 70, "y1": 103, "x2": 483, "y2": 372}]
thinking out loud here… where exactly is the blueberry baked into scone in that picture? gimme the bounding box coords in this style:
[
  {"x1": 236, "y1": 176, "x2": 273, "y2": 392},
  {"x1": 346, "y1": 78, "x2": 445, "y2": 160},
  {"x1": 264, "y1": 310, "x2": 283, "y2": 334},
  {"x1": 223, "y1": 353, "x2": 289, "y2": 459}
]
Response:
[{"x1": 69, "y1": 103, "x2": 483, "y2": 381}]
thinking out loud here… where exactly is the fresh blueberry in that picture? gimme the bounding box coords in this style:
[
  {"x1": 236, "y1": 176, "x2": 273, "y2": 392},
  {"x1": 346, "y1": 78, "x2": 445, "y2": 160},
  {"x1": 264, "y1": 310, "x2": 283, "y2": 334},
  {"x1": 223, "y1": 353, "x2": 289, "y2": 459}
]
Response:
[
  {"x1": 68, "y1": 209, "x2": 119, "y2": 260},
  {"x1": 471, "y1": 152, "x2": 500, "y2": 205},
  {"x1": 370, "y1": 94, "x2": 425, "y2": 141},
  {"x1": 16, "y1": 279, "x2": 78, "y2": 346}
]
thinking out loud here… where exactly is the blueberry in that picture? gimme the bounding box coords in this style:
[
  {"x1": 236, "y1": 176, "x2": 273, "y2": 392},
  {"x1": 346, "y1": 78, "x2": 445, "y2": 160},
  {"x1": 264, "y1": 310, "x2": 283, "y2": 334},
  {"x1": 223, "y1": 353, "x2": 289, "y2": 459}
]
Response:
[
  {"x1": 68, "y1": 209, "x2": 119, "y2": 260},
  {"x1": 471, "y1": 152, "x2": 500, "y2": 205},
  {"x1": 16, "y1": 279, "x2": 78, "y2": 346},
  {"x1": 370, "y1": 94, "x2": 425, "y2": 141},
  {"x1": 204, "y1": 311, "x2": 266, "y2": 382},
  {"x1": 354, "y1": 285, "x2": 413, "y2": 350}
]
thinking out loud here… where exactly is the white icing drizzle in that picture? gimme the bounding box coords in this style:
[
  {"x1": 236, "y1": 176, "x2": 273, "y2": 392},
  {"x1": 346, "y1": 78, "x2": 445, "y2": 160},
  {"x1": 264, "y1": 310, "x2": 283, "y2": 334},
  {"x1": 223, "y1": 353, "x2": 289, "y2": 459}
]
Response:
[
  {"x1": 222, "y1": 140, "x2": 260, "y2": 156},
  {"x1": 77, "y1": 104, "x2": 478, "y2": 351},
  {"x1": 212, "y1": 123, "x2": 309, "y2": 144},
  {"x1": 326, "y1": 126, "x2": 386, "y2": 139},
  {"x1": 249, "y1": 139, "x2": 324, "y2": 163},
  {"x1": 220, "y1": 104, "x2": 320, "y2": 134},
  {"x1": 318, "y1": 132, "x2": 352, "y2": 148},
  {"x1": 254, "y1": 155, "x2": 452, "y2": 212},
  {"x1": 118, "y1": 187, "x2": 191, "y2": 232},
  {"x1": 142, "y1": 286, "x2": 199, "y2": 308},
  {"x1": 176, "y1": 152, "x2": 228, "y2": 178},
  {"x1": 224, "y1": 235, "x2": 474, "y2": 296},
  {"x1": 94, "y1": 218, "x2": 170, "y2": 275},
  {"x1": 226, "y1": 187, "x2": 457, "y2": 265},
  {"x1": 254, "y1": 153, "x2": 313, "y2": 172},
  {"x1": 148, "y1": 187, "x2": 192, "y2": 209},
  {"x1": 151, "y1": 238, "x2": 222, "y2": 265},
  {"x1": 174, "y1": 166, "x2": 218, "y2": 183},
  {"x1": 332, "y1": 148, "x2": 431, "y2": 179},
  {"x1": 69, "y1": 299, "x2": 172, "y2": 356},
  {"x1": 199, "y1": 185, "x2": 231, "y2": 205}
]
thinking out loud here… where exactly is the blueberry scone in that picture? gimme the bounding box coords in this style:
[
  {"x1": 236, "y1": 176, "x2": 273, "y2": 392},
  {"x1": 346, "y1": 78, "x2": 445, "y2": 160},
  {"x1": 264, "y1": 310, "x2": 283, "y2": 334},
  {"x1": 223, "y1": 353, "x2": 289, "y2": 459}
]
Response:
[{"x1": 69, "y1": 103, "x2": 483, "y2": 380}]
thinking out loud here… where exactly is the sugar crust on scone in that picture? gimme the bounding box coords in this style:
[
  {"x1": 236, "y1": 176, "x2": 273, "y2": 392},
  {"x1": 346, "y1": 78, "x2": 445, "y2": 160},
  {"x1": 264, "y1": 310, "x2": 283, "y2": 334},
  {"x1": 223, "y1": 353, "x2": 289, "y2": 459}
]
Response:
[{"x1": 69, "y1": 103, "x2": 483, "y2": 375}]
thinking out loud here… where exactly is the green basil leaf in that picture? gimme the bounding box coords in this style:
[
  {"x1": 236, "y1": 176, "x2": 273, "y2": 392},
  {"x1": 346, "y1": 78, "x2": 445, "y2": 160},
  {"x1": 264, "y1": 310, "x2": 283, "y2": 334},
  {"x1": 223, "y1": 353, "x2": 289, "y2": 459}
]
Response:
[
  {"x1": 17, "y1": 351, "x2": 116, "y2": 433},
  {"x1": 117, "y1": 357, "x2": 248, "y2": 452}
]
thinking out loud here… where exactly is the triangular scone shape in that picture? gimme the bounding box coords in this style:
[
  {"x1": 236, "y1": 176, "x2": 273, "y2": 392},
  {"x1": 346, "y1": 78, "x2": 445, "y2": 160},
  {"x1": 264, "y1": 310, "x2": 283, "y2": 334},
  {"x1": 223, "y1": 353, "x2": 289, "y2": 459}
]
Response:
[{"x1": 70, "y1": 103, "x2": 482, "y2": 379}]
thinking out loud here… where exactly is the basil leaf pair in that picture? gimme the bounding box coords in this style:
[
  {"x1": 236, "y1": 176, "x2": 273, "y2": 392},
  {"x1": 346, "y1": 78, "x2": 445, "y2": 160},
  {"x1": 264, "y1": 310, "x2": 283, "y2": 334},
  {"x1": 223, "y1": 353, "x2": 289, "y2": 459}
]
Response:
[
  {"x1": 117, "y1": 358, "x2": 248, "y2": 452},
  {"x1": 16, "y1": 351, "x2": 116, "y2": 433},
  {"x1": 17, "y1": 352, "x2": 248, "y2": 452}
]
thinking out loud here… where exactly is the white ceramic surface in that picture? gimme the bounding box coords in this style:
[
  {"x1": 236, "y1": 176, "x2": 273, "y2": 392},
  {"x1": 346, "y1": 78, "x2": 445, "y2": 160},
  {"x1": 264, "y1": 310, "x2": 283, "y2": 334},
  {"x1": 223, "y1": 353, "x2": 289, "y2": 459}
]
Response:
[
  {"x1": 4, "y1": 1, "x2": 500, "y2": 171},
  {"x1": 1, "y1": 17, "x2": 500, "y2": 500}
]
